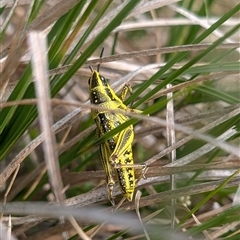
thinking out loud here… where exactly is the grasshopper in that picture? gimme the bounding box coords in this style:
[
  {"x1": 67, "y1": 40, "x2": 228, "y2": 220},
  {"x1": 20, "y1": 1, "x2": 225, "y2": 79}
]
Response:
[{"x1": 88, "y1": 50, "x2": 143, "y2": 205}]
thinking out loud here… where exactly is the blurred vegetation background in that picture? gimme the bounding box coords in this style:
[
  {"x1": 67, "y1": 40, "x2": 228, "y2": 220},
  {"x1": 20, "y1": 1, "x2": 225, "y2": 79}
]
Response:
[{"x1": 0, "y1": 0, "x2": 239, "y2": 239}]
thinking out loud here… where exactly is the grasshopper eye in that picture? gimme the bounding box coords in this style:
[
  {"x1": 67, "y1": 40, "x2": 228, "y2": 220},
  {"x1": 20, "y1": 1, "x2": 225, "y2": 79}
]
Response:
[
  {"x1": 100, "y1": 75, "x2": 108, "y2": 86},
  {"x1": 88, "y1": 78, "x2": 91, "y2": 85}
]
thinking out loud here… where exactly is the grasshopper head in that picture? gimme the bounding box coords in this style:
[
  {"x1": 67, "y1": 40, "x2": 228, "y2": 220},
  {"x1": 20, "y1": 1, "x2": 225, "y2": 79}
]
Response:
[
  {"x1": 88, "y1": 69, "x2": 112, "y2": 105},
  {"x1": 88, "y1": 69, "x2": 108, "y2": 89},
  {"x1": 88, "y1": 48, "x2": 108, "y2": 89}
]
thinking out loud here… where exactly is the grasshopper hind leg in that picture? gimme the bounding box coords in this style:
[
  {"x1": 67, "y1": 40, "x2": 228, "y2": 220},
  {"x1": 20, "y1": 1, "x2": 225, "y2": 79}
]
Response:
[{"x1": 107, "y1": 177, "x2": 116, "y2": 205}]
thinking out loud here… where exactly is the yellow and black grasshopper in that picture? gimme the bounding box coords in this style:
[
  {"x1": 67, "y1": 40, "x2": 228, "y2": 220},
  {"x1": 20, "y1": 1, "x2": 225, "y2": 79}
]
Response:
[{"x1": 88, "y1": 49, "x2": 143, "y2": 205}]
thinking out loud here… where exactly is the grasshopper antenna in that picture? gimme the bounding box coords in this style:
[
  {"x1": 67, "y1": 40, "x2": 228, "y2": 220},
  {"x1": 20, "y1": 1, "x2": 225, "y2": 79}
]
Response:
[
  {"x1": 97, "y1": 47, "x2": 104, "y2": 72},
  {"x1": 89, "y1": 65, "x2": 94, "y2": 72}
]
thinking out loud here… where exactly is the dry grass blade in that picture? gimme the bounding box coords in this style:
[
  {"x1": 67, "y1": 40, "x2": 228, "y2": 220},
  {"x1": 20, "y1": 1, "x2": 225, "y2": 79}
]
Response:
[
  {"x1": 180, "y1": 205, "x2": 212, "y2": 240},
  {"x1": 135, "y1": 190, "x2": 150, "y2": 240},
  {"x1": 128, "y1": 0, "x2": 181, "y2": 18},
  {"x1": 28, "y1": 0, "x2": 79, "y2": 31},
  {"x1": 0, "y1": 6, "x2": 26, "y2": 100},
  {"x1": 68, "y1": 216, "x2": 91, "y2": 240},
  {"x1": 115, "y1": 18, "x2": 239, "y2": 31},
  {"x1": 1, "y1": 164, "x2": 20, "y2": 217},
  {"x1": 0, "y1": 162, "x2": 20, "y2": 240},
  {"x1": 166, "y1": 83, "x2": 177, "y2": 229},
  {"x1": 0, "y1": 221, "x2": 18, "y2": 240},
  {"x1": 209, "y1": 221, "x2": 240, "y2": 239},
  {"x1": 0, "y1": 0, "x2": 20, "y2": 33},
  {"x1": 28, "y1": 31, "x2": 64, "y2": 203},
  {"x1": 47, "y1": 43, "x2": 239, "y2": 77}
]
